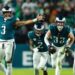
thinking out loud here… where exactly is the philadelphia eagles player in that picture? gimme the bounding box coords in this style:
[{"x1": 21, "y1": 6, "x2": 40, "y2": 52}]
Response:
[
  {"x1": 73, "y1": 29, "x2": 75, "y2": 75},
  {"x1": 28, "y1": 22, "x2": 48, "y2": 75},
  {"x1": 0, "y1": 5, "x2": 43, "y2": 75},
  {"x1": 44, "y1": 16, "x2": 74, "y2": 75}
]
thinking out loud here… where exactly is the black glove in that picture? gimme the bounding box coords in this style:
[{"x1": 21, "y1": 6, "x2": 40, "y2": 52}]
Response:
[
  {"x1": 48, "y1": 45, "x2": 56, "y2": 54},
  {"x1": 64, "y1": 46, "x2": 72, "y2": 56},
  {"x1": 64, "y1": 46, "x2": 70, "y2": 53}
]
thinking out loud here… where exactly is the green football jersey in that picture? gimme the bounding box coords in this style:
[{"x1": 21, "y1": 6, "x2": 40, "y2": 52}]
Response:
[
  {"x1": 0, "y1": 16, "x2": 16, "y2": 40},
  {"x1": 49, "y1": 25, "x2": 70, "y2": 47},
  {"x1": 28, "y1": 31, "x2": 48, "y2": 52}
]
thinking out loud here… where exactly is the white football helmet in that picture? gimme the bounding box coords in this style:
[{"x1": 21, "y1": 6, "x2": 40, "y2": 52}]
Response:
[
  {"x1": 2, "y1": 6, "x2": 13, "y2": 19},
  {"x1": 34, "y1": 22, "x2": 45, "y2": 36},
  {"x1": 55, "y1": 17, "x2": 66, "y2": 31}
]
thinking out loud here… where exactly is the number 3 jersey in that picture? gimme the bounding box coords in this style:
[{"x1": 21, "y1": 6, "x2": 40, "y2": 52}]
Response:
[
  {"x1": 28, "y1": 31, "x2": 48, "y2": 52},
  {"x1": 49, "y1": 25, "x2": 71, "y2": 47},
  {"x1": 0, "y1": 16, "x2": 16, "y2": 40}
]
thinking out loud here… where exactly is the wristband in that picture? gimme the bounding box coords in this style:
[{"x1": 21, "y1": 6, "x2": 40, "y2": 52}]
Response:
[{"x1": 32, "y1": 18, "x2": 37, "y2": 22}]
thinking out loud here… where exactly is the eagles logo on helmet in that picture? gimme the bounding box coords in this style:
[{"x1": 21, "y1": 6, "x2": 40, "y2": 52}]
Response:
[
  {"x1": 2, "y1": 5, "x2": 13, "y2": 19},
  {"x1": 55, "y1": 16, "x2": 66, "y2": 31},
  {"x1": 34, "y1": 22, "x2": 45, "y2": 36}
]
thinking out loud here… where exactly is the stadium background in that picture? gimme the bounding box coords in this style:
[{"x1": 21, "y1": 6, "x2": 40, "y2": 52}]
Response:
[{"x1": 0, "y1": 0, "x2": 75, "y2": 75}]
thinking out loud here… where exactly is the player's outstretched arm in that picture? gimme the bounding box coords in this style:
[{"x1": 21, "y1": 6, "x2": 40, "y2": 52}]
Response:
[{"x1": 15, "y1": 15, "x2": 43, "y2": 26}]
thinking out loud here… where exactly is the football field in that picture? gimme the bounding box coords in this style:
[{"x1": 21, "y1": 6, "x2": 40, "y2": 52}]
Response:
[{"x1": 0, "y1": 68, "x2": 73, "y2": 75}]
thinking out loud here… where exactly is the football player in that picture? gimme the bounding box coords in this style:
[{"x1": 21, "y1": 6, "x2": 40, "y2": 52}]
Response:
[
  {"x1": 44, "y1": 16, "x2": 74, "y2": 75},
  {"x1": 0, "y1": 5, "x2": 43, "y2": 75},
  {"x1": 72, "y1": 29, "x2": 75, "y2": 75},
  {"x1": 28, "y1": 22, "x2": 48, "y2": 75}
]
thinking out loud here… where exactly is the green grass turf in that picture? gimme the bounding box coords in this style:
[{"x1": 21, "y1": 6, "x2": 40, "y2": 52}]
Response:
[{"x1": 0, "y1": 68, "x2": 73, "y2": 75}]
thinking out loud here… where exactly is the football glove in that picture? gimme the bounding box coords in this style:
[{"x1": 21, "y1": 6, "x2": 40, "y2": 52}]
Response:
[
  {"x1": 64, "y1": 46, "x2": 70, "y2": 53},
  {"x1": 64, "y1": 46, "x2": 72, "y2": 56},
  {"x1": 48, "y1": 45, "x2": 56, "y2": 54}
]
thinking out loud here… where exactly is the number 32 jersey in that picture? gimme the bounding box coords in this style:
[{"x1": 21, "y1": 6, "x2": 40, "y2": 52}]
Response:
[
  {"x1": 28, "y1": 31, "x2": 48, "y2": 52},
  {"x1": 0, "y1": 16, "x2": 16, "y2": 40},
  {"x1": 49, "y1": 25, "x2": 71, "y2": 47}
]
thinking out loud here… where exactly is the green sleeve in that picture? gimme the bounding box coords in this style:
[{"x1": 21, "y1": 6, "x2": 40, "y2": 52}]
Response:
[
  {"x1": 28, "y1": 31, "x2": 34, "y2": 40},
  {"x1": 66, "y1": 26, "x2": 70, "y2": 34}
]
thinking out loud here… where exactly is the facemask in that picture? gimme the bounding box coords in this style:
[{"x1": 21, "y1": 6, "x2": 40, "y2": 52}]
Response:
[
  {"x1": 35, "y1": 33, "x2": 41, "y2": 36},
  {"x1": 6, "y1": 17, "x2": 11, "y2": 19},
  {"x1": 57, "y1": 26, "x2": 63, "y2": 31}
]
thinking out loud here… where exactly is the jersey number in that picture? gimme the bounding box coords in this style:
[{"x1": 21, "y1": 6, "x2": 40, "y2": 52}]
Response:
[
  {"x1": 38, "y1": 42, "x2": 43, "y2": 48},
  {"x1": 53, "y1": 36, "x2": 65, "y2": 44},
  {"x1": 1, "y1": 26, "x2": 6, "y2": 35}
]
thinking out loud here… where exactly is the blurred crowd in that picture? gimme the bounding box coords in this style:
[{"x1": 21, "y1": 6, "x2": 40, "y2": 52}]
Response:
[{"x1": 0, "y1": 0, "x2": 75, "y2": 43}]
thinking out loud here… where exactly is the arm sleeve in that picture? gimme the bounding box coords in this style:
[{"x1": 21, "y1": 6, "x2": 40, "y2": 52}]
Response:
[
  {"x1": 67, "y1": 26, "x2": 71, "y2": 34},
  {"x1": 28, "y1": 31, "x2": 33, "y2": 40}
]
